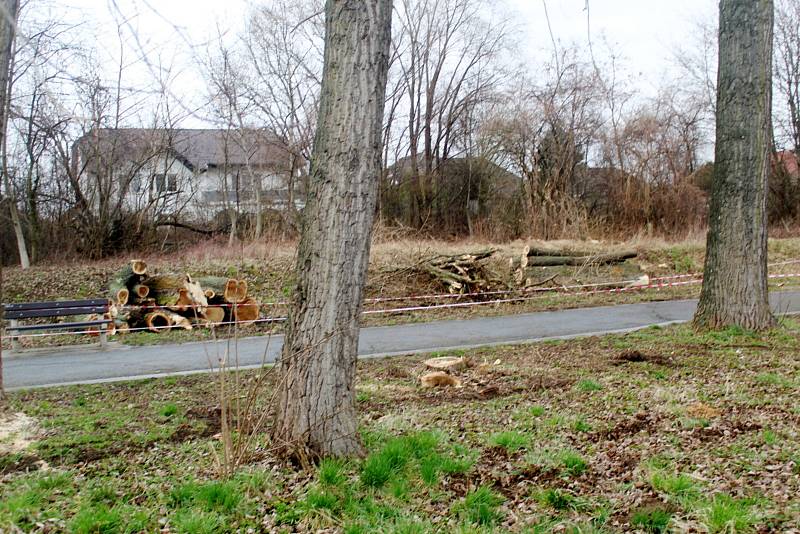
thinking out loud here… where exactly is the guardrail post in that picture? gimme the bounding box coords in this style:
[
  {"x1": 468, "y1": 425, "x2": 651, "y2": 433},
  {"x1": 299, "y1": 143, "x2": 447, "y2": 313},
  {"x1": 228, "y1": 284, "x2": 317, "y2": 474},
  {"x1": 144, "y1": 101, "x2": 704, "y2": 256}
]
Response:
[
  {"x1": 99, "y1": 322, "x2": 108, "y2": 350},
  {"x1": 9, "y1": 319, "x2": 22, "y2": 351}
]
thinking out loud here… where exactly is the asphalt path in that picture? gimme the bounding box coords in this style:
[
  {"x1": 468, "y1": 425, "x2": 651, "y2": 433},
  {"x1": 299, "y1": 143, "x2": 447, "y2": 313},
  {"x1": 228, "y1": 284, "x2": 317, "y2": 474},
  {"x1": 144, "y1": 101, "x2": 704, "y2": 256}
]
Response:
[{"x1": 5, "y1": 291, "x2": 800, "y2": 390}]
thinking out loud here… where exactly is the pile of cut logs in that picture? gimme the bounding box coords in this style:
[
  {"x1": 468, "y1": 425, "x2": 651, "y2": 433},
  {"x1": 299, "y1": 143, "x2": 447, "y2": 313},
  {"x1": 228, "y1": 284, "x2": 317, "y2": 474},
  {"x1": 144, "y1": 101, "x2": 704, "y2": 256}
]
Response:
[
  {"x1": 415, "y1": 249, "x2": 501, "y2": 294},
  {"x1": 510, "y1": 245, "x2": 639, "y2": 286},
  {"x1": 100, "y1": 260, "x2": 260, "y2": 335}
]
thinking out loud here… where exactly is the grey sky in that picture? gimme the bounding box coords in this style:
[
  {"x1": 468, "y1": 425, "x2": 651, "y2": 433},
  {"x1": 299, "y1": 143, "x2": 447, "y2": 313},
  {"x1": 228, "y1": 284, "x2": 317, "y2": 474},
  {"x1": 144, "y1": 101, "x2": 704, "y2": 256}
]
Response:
[{"x1": 50, "y1": 0, "x2": 718, "y2": 125}]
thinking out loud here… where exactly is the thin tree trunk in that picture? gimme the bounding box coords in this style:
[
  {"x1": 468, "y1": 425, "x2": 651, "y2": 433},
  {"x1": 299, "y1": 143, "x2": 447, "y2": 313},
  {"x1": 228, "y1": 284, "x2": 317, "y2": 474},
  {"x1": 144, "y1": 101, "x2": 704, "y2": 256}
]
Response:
[
  {"x1": 0, "y1": 0, "x2": 20, "y2": 402},
  {"x1": 272, "y1": 0, "x2": 393, "y2": 460},
  {"x1": 694, "y1": 0, "x2": 776, "y2": 331},
  {"x1": 9, "y1": 194, "x2": 29, "y2": 268}
]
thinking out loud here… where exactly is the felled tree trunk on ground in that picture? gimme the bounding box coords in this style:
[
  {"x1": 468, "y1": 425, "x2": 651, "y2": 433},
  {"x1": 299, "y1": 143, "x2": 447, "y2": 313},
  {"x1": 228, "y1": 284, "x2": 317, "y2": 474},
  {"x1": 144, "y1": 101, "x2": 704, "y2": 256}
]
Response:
[
  {"x1": 144, "y1": 274, "x2": 207, "y2": 313},
  {"x1": 694, "y1": 0, "x2": 776, "y2": 331},
  {"x1": 272, "y1": 0, "x2": 393, "y2": 460},
  {"x1": 526, "y1": 251, "x2": 637, "y2": 267},
  {"x1": 108, "y1": 260, "x2": 147, "y2": 306},
  {"x1": 199, "y1": 305, "x2": 225, "y2": 324},
  {"x1": 144, "y1": 310, "x2": 172, "y2": 332},
  {"x1": 196, "y1": 276, "x2": 247, "y2": 303},
  {"x1": 232, "y1": 298, "x2": 259, "y2": 322}
]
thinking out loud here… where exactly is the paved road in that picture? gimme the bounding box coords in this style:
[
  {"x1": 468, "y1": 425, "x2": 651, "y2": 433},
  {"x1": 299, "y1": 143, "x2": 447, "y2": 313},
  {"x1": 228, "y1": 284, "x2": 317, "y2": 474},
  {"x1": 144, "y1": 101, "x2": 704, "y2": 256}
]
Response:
[{"x1": 5, "y1": 291, "x2": 800, "y2": 390}]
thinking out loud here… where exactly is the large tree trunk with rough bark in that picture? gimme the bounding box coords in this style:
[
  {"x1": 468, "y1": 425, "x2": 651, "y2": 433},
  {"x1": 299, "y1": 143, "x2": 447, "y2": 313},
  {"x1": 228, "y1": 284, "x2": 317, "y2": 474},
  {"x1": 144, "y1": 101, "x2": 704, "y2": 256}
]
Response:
[
  {"x1": 694, "y1": 0, "x2": 776, "y2": 331},
  {"x1": 271, "y1": 0, "x2": 393, "y2": 460}
]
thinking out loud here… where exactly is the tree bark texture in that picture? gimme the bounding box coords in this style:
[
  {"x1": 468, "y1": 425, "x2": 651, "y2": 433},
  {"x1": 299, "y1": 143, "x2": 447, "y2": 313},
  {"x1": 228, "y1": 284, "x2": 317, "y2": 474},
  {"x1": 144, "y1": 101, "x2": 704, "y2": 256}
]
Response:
[
  {"x1": 694, "y1": 0, "x2": 776, "y2": 331},
  {"x1": 272, "y1": 0, "x2": 392, "y2": 459}
]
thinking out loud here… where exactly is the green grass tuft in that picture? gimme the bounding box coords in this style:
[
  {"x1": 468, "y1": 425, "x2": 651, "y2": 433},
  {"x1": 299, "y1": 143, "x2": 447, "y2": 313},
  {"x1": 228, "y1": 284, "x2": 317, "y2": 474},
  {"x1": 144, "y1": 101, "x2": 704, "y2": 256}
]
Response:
[
  {"x1": 560, "y1": 450, "x2": 588, "y2": 476},
  {"x1": 318, "y1": 458, "x2": 348, "y2": 487},
  {"x1": 489, "y1": 430, "x2": 530, "y2": 452},
  {"x1": 171, "y1": 509, "x2": 226, "y2": 534},
  {"x1": 159, "y1": 402, "x2": 179, "y2": 417},
  {"x1": 631, "y1": 507, "x2": 672, "y2": 533},
  {"x1": 576, "y1": 379, "x2": 603, "y2": 392},
  {"x1": 453, "y1": 486, "x2": 504, "y2": 526},
  {"x1": 702, "y1": 494, "x2": 757, "y2": 533},
  {"x1": 536, "y1": 488, "x2": 578, "y2": 511},
  {"x1": 70, "y1": 504, "x2": 122, "y2": 534}
]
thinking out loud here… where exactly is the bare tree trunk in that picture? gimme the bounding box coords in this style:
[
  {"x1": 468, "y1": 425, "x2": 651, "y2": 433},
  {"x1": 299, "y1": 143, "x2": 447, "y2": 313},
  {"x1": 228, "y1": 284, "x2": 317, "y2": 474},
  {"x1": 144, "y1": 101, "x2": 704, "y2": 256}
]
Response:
[
  {"x1": 8, "y1": 192, "x2": 29, "y2": 268},
  {"x1": 272, "y1": 0, "x2": 392, "y2": 460},
  {"x1": 694, "y1": 0, "x2": 776, "y2": 331},
  {"x1": 0, "y1": 0, "x2": 19, "y2": 402}
]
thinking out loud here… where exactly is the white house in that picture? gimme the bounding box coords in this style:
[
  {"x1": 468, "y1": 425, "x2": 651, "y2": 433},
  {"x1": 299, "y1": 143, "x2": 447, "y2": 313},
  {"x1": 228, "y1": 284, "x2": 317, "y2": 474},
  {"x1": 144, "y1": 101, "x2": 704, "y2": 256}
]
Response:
[{"x1": 72, "y1": 128, "x2": 300, "y2": 222}]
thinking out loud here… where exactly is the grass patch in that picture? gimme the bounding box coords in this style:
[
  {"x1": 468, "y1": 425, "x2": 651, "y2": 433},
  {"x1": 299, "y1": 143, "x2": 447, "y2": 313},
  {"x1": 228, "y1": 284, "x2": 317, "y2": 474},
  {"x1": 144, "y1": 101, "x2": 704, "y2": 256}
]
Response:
[
  {"x1": 576, "y1": 379, "x2": 603, "y2": 392},
  {"x1": 488, "y1": 430, "x2": 530, "y2": 452},
  {"x1": 535, "y1": 488, "x2": 579, "y2": 511},
  {"x1": 701, "y1": 494, "x2": 758, "y2": 533},
  {"x1": 630, "y1": 506, "x2": 672, "y2": 533},
  {"x1": 453, "y1": 486, "x2": 504, "y2": 526}
]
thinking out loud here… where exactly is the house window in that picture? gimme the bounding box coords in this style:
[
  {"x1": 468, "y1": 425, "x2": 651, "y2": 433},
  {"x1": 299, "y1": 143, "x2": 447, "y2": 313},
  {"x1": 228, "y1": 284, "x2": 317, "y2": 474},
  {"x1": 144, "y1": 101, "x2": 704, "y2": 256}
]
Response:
[{"x1": 155, "y1": 173, "x2": 178, "y2": 193}]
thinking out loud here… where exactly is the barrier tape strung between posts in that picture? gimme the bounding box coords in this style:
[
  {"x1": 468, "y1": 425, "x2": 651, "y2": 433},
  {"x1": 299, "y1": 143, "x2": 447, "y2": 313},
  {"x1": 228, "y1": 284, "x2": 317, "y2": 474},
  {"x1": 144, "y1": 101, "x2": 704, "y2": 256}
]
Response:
[
  {"x1": 6, "y1": 258, "x2": 800, "y2": 315},
  {"x1": 4, "y1": 272, "x2": 800, "y2": 340},
  {"x1": 116, "y1": 266, "x2": 798, "y2": 311}
]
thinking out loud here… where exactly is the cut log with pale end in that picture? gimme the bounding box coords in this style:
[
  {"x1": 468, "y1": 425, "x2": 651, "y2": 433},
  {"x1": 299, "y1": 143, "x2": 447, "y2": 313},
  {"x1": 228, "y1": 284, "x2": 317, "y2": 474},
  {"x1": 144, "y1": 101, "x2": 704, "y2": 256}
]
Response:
[
  {"x1": 108, "y1": 284, "x2": 129, "y2": 307},
  {"x1": 144, "y1": 310, "x2": 173, "y2": 332},
  {"x1": 232, "y1": 298, "x2": 259, "y2": 322},
  {"x1": 145, "y1": 274, "x2": 207, "y2": 312},
  {"x1": 129, "y1": 259, "x2": 147, "y2": 275},
  {"x1": 199, "y1": 305, "x2": 225, "y2": 324},
  {"x1": 420, "y1": 371, "x2": 461, "y2": 388},
  {"x1": 424, "y1": 356, "x2": 466, "y2": 372},
  {"x1": 165, "y1": 311, "x2": 193, "y2": 331},
  {"x1": 131, "y1": 284, "x2": 150, "y2": 299},
  {"x1": 109, "y1": 260, "x2": 148, "y2": 305},
  {"x1": 527, "y1": 251, "x2": 638, "y2": 267},
  {"x1": 195, "y1": 276, "x2": 246, "y2": 303}
]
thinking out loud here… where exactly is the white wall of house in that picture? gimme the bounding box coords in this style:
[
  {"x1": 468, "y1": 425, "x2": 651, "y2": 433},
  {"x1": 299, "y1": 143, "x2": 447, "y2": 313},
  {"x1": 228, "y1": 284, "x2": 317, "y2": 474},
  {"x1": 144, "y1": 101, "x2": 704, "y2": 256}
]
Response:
[{"x1": 84, "y1": 156, "x2": 301, "y2": 221}]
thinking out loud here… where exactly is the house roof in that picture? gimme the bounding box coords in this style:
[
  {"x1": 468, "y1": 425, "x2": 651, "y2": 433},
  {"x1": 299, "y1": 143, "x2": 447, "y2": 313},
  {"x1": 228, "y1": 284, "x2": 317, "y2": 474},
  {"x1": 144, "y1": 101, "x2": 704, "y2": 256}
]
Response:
[{"x1": 74, "y1": 128, "x2": 289, "y2": 174}]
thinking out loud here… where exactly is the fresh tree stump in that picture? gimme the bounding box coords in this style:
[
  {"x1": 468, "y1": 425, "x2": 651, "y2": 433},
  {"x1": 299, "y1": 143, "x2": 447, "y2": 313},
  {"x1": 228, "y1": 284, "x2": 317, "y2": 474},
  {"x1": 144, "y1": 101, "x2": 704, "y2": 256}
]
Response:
[{"x1": 423, "y1": 356, "x2": 466, "y2": 372}]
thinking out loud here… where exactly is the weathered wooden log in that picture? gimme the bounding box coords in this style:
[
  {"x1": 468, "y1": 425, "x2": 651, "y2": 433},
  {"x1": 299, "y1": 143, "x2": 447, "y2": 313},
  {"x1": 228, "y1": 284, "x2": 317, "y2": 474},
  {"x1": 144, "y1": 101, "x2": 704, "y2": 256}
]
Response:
[
  {"x1": 199, "y1": 305, "x2": 225, "y2": 324},
  {"x1": 108, "y1": 281, "x2": 129, "y2": 307},
  {"x1": 108, "y1": 260, "x2": 148, "y2": 305},
  {"x1": 144, "y1": 274, "x2": 207, "y2": 311},
  {"x1": 195, "y1": 277, "x2": 247, "y2": 304},
  {"x1": 232, "y1": 298, "x2": 259, "y2": 322},
  {"x1": 526, "y1": 246, "x2": 596, "y2": 257},
  {"x1": 165, "y1": 311, "x2": 192, "y2": 330},
  {"x1": 144, "y1": 310, "x2": 172, "y2": 332},
  {"x1": 427, "y1": 249, "x2": 495, "y2": 266},
  {"x1": 131, "y1": 284, "x2": 150, "y2": 299},
  {"x1": 527, "y1": 251, "x2": 637, "y2": 267}
]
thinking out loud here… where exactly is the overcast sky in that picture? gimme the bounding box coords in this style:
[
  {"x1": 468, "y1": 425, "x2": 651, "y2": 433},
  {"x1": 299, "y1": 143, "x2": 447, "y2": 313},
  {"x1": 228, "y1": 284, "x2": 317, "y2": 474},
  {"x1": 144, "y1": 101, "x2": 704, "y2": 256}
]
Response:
[{"x1": 47, "y1": 0, "x2": 719, "y2": 125}]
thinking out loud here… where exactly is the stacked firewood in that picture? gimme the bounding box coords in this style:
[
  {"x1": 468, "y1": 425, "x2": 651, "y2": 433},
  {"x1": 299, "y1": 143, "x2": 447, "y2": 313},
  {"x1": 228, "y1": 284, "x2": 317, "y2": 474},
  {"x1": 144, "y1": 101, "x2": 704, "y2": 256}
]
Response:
[{"x1": 100, "y1": 260, "x2": 259, "y2": 335}]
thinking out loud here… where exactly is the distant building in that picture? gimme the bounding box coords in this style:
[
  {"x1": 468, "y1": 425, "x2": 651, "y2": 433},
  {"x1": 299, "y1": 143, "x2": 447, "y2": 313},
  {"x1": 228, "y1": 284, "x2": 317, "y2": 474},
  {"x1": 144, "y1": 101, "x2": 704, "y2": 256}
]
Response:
[{"x1": 72, "y1": 128, "x2": 300, "y2": 219}]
